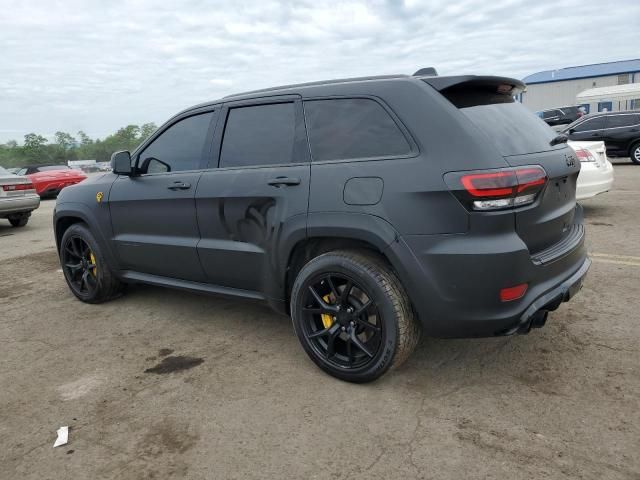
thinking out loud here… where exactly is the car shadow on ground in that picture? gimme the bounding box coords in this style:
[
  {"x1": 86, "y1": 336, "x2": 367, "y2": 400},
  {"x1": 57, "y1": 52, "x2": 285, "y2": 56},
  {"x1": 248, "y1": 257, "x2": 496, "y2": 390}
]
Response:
[{"x1": 120, "y1": 282, "x2": 580, "y2": 392}]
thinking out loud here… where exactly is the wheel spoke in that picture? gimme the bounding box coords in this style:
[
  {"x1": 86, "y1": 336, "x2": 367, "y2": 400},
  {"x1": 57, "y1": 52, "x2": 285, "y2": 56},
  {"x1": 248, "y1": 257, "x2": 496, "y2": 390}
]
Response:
[
  {"x1": 354, "y1": 299, "x2": 372, "y2": 317},
  {"x1": 326, "y1": 324, "x2": 340, "y2": 359},
  {"x1": 65, "y1": 262, "x2": 82, "y2": 271},
  {"x1": 308, "y1": 286, "x2": 337, "y2": 314},
  {"x1": 340, "y1": 281, "x2": 353, "y2": 304},
  {"x1": 80, "y1": 271, "x2": 89, "y2": 292},
  {"x1": 85, "y1": 271, "x2": 97, "y2": 288},
  {"x1": 356, "y1": 318, "x2": 380, "y2": 333},
  {"x1": 350, "y1": 330, "x2": 374, "y2": 358},
  {"x1": 326, "y1": 276, "x2": 340, "y2": 300},
  {"x1": 346, "y1": 336, "x2": 353, "y2": 366}
]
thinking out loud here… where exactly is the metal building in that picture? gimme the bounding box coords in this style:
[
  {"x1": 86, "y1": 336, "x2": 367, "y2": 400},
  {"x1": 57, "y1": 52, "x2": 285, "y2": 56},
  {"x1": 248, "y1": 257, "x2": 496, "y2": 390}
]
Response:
[{"x1": 520, "y1": 59, "x2": 640, "y2": 113}]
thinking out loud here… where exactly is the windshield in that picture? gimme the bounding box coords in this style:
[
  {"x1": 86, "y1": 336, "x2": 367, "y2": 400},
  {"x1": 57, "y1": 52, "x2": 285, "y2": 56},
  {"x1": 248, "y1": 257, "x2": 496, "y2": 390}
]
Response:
[
  {"x1": 461, "y1": 102, "x2": 562, "y2": 156},
  {"x1": 38, "y1": 165, "x2": 69, "y2": 172}
]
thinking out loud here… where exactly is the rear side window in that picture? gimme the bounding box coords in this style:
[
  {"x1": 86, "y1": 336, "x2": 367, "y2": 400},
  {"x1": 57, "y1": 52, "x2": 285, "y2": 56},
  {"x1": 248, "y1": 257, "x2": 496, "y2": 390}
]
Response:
[
  {"x1": 606, "y1": 114, "x2": 635, "y2": 129},
  {"x1": 139, "y1": 112, "x2": 214, "y2": 173},
  {"x1": 304, "y1": 98, "x2": 411, "y2": 161},
  {"x1": 220, "y1": 103, "x2": 296, "y2": 168}
]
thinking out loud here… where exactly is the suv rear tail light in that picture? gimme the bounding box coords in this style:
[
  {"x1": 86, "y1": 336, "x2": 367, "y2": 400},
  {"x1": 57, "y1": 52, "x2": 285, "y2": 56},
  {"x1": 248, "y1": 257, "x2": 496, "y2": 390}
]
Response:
[
  {"x1": 2, "y1": 183, "x2": 34, "y2": 191},
  {"x1": 574, "y1": 148, "x2": 596, "y2": 163},
  {"x1": 445, "y1": 166, "x2": 547, "y2": 211}
]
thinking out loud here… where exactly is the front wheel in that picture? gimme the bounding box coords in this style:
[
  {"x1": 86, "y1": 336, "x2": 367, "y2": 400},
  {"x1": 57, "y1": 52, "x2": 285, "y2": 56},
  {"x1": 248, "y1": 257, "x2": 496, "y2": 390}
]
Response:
[
  {"x1": 290, "y1": 250, "x2": 421, "y2": 383},
  {"x1": 59, "y1": 223, "x2": 123, "y2": 303},
  {"x1": 630, "y1": 142, "x2": 640, "y2": 165}
]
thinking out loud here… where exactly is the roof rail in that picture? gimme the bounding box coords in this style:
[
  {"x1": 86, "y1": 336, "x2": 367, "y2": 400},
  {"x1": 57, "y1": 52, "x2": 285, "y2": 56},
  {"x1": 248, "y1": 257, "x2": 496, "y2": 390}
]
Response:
[{"x1": 223, "y1": 74, "x2": 408, "y2": 99}]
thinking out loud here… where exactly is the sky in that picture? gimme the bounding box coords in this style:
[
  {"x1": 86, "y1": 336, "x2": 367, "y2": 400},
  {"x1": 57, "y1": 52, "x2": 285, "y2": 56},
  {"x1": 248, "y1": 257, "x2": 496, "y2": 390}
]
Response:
[{"x1": 1, "y1": 0, "x2": 639, "y2": 143}]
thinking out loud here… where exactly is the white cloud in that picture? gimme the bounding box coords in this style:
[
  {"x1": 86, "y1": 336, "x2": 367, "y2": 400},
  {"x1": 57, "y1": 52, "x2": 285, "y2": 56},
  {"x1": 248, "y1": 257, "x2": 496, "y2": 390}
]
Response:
[{"x1": 1, "y1": 0, "x2": 639, "y2": 142}]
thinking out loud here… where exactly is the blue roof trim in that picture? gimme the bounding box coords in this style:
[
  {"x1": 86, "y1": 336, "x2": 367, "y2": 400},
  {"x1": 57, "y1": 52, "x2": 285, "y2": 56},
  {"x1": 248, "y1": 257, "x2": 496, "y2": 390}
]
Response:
[{"x1": 523, "y1": 59, "x2": 640, "y2": 84}]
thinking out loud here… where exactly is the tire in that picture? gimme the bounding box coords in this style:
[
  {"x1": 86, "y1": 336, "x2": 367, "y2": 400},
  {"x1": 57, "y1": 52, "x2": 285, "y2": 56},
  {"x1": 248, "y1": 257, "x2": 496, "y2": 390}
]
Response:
[
  {"x1": 8, "y1": 213, "x2": 29, "y2": 227},
  {"x1": 59, "y1": 223, "x2": 123, "y2": 303},
  {"x1": 290, "y1": 250, "x2": 421, "y2": 383},
  {"x1": 630, "y1": 142, "x2": 640, "y2": 165}
]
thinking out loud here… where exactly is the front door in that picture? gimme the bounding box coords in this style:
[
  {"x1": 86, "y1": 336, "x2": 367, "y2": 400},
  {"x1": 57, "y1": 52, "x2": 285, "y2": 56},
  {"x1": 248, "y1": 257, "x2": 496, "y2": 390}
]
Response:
[
  {"x1": 109, "y1": 109, "x2": 218, "y2": 281},
  {"x1": 195, "y1": 97, "x2": 310, "y2": 297},
  {"x1": 568, "y1": 115, "x2": 606, "y2": 141}
]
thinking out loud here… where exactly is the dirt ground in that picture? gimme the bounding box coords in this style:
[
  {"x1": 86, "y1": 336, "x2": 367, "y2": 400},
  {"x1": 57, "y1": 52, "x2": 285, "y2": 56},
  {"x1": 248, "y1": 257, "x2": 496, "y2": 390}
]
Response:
[{"x1": 1, "y1": 161, "x2": 639, "y2": 480}]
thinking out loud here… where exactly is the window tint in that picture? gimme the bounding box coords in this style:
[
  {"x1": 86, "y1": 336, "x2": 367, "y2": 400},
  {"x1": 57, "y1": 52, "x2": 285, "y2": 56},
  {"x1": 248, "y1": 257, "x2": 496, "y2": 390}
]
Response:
[
  {"x1": 139, "y1": 112, "x2": 214, "y2": 173},
  {"x1": 461, "y1": 102, "x2": 561, "y2": 156},
  {"x1": 37, "y1": 165, "x2": 69, "y2": 172},
  {"x1": 304, "y1": 98, "x2": 411, "y2": 161},
  {"x1": 219, "y1": 103, "x2": 296, "y2": 168},
  {"x1": 606, "y1": 114, "x2": 636, "y2": 129},
  {"x1": 574, "y1": 116, "x2": 606, "y2": 132}
]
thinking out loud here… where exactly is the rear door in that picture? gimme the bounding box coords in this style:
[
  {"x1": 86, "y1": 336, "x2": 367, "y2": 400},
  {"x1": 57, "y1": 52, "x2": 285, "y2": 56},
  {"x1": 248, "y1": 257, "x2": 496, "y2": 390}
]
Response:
[
  {"x1": 195, "y1": 96, "x2": 310, "y2": 295},
  {"x1": 109, "y1": 109, "x2": 218, "y2": 281},
  {"x1": 600, "y1": 113, "x2": 640, "y2": 155}
]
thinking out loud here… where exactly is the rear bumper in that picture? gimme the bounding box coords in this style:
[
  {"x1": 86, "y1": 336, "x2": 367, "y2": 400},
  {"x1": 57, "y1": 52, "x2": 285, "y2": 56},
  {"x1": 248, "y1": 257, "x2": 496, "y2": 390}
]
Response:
[
  {"x1": 0, "y1": 194, "x2": 40, "y2": 217},
  {"x1": 576, "y1": 161, "x2": 614, "y2": 200},
  {"x1": 385, "y1": 211, "x2": 589, "y2": 338}
]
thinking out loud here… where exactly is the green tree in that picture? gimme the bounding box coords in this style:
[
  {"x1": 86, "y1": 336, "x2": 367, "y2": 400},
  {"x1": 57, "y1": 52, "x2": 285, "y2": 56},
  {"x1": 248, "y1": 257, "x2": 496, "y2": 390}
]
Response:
[
  {"x1": 139, "y1": 122, "x2": 157, "y2": 142},
  {"x1": 23, "y1": 133, "x2": 48, "y2": 162},
  {"x1": 77, "y1": 130, "x2": 93, "y2": 146},
  {"x1": 54, "y1": 131, "x2": 77, "y2": 151}
]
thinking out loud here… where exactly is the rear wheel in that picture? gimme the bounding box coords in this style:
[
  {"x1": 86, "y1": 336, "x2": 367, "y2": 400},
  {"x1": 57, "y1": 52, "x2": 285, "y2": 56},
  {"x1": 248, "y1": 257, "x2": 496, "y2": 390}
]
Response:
[
  {"x1": 60, "y1": 223, "x2": 123, "y2": 303},
  {"x1": 290, "y1": 250, "x2": 420, "y2": 383},
  {"x1": 630, "y1": 142, "x2": 640, "y2": 165},
  {"x1": 8, "y1": 213, "x2": 30, "y2": 227}
]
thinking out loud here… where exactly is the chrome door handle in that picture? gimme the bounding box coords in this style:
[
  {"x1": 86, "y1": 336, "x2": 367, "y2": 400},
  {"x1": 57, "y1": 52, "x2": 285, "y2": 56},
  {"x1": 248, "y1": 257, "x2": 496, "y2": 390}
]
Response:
[
  {"x1": 267, "y1": 177, "x2": 301, "y2": 187},
  {"x1": 168, "y1": 181, "x2": 191, "y2": 190}
]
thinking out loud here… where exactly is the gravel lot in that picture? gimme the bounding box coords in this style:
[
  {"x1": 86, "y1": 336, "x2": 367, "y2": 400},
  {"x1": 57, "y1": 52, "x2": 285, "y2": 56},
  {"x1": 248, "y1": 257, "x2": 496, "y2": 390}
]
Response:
[{"x1": 1, "y1": 161, "x2": 639, "y2": 480}]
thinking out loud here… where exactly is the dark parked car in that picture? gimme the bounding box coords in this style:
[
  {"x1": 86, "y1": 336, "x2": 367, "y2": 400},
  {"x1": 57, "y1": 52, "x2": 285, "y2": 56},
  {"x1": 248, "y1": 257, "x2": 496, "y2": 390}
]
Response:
[
  {"x1": 54, "y1": 71, "x2": 590, "y2": 382},
  {"x1": 563, "y1": 111, "x2": 640, "y2": 164},
  {"x1": 536, "y1": 106, "x2": 584, "y2": 126}
]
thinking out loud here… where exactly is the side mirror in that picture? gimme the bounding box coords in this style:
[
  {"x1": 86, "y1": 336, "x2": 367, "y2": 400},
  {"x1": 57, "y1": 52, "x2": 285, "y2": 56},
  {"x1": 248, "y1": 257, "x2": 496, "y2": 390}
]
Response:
[{"x1": 111, "y1": 151, "x2": 132, "y2": 175}]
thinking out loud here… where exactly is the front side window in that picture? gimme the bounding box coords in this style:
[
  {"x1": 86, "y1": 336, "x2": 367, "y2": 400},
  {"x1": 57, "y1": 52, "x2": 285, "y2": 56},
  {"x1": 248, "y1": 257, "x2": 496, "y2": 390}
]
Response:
[
  {"x1": 138, "y1": 111, "x2": 214, "y2": 173},
  {"x1": 573, "y1": 116, "x2": 606, "y2": 132},
  {"x1": 304, "y1": 98, "x2": 411, "y2": 161},
  {"x1": 219, "y1": 103, "x2": 296, "y2": 168}
]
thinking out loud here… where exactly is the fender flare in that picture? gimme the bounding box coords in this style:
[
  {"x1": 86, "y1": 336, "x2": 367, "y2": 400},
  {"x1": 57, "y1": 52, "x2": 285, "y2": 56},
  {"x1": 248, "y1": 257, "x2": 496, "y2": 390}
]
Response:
[{"x1": 53, "y1": 202, "x2": 119, "y2": 268}]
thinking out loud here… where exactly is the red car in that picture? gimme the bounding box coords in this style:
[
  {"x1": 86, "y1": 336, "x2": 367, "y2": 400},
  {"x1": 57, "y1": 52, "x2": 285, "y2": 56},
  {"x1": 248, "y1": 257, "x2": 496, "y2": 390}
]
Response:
[{"x1": 17, "y1": 165, "x2": 87, "y2": 198}]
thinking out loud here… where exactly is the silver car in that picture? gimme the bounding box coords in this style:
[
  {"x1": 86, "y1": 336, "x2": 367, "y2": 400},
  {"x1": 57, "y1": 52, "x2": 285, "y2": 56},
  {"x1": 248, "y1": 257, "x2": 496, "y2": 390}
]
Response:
[{"x1": 0, "y1": 165, "x2": 40, "y2": 227}]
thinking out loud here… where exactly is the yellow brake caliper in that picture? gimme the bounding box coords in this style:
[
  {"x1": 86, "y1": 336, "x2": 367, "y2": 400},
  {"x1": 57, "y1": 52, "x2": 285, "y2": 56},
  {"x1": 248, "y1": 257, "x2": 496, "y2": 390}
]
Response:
[
  {"x1": 321, "y1": 294, "x2": 334, "y2": 328},
  {"x1": 90, "y1": 252, "x2": 97, "y2": 276}
]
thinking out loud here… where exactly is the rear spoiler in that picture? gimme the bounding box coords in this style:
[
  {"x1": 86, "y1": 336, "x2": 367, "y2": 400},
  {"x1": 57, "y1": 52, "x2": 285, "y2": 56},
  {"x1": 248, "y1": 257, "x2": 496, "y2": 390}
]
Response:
[{"x1": 422, "y1": 75, "x2": 526, "y2": 95}]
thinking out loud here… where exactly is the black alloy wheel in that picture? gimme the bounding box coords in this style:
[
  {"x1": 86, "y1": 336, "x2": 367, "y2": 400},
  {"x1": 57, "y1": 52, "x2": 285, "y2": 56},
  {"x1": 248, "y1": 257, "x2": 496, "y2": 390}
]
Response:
[
  {"x1": 291, "y1": 250, "x2": 420, "y2": 383},
  {"x1": 62, "y1": 235, "x2": 98, "y2": 296},
  {"x1": 302, "y1": 273, "x2": 382, "y2": 369}
]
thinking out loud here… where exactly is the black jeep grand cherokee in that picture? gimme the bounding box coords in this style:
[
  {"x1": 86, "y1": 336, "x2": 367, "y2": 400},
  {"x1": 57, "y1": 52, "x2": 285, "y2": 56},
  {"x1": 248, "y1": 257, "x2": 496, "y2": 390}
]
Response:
[{"x1": 54, "y1": 71, "x2": 590, "y2": 382}]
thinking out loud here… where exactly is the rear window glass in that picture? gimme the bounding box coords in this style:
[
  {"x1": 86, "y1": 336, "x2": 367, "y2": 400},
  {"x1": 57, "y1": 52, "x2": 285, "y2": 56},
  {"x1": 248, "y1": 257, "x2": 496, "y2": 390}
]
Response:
[
  {"x1": 0, "y1": 166, "x2": 9, "y2": 175},
  {"x1": 460, "y1": 102, "x2": 561, "y2": 156},
  {"x1": 304, "y1": 98, "x2": 411, "y2": 161}
]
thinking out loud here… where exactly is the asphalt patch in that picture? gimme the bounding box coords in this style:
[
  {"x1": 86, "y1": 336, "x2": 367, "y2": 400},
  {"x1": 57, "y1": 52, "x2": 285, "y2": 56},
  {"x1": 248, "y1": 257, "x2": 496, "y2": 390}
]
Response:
[{"x1": 144, "y1": 355, "x2": 204, "y2": 374}]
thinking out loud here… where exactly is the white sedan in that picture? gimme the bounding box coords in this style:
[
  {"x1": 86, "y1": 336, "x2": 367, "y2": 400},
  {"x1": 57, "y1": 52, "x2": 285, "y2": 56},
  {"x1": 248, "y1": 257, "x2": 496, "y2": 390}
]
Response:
[{"x1": 569, "y1": 140, "x2": 614, "y2": 201}]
